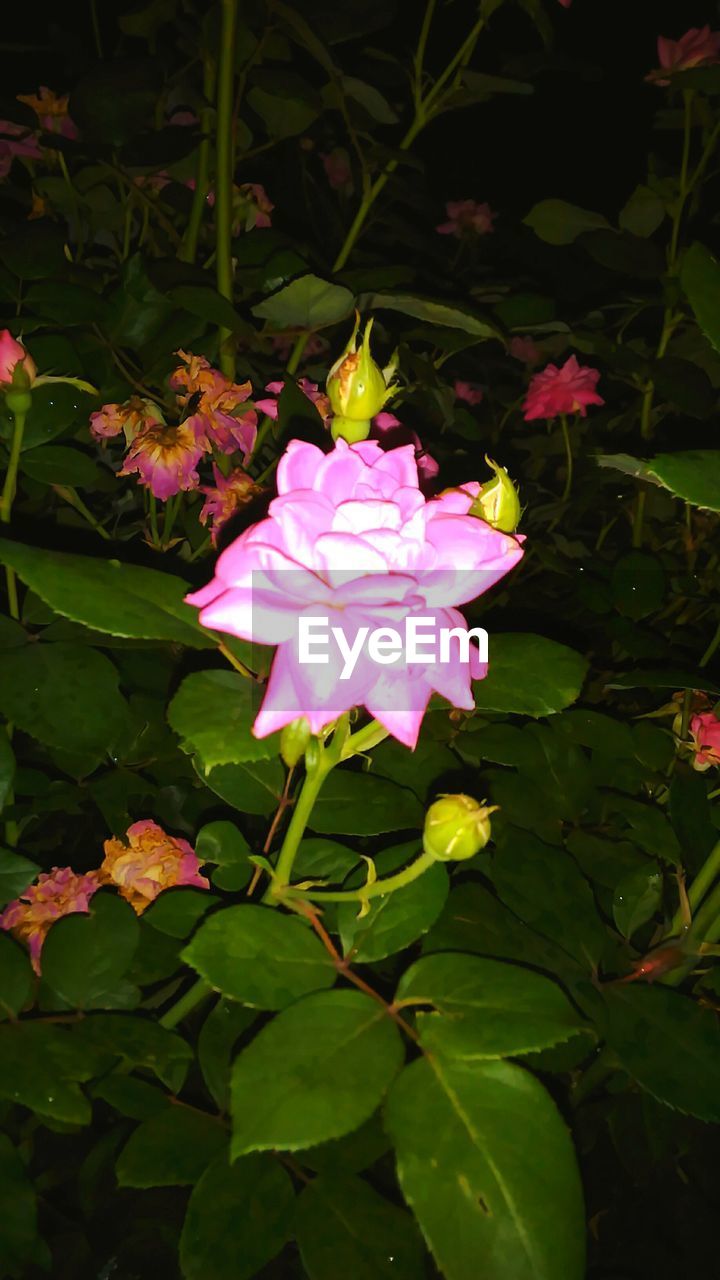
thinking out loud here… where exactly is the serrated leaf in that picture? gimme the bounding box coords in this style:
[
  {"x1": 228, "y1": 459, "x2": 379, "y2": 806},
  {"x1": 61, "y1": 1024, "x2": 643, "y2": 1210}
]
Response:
[
  {"x1": 338, "y1": 863, "x2": 448, "y2": 962},
  {"x1": 167, "y1": 670, "x2": 279, "y2": 769},
  {"x1": 116, "y1": 1107, "x2": 227, "y2": 1187},
  {"x1": 41, "y1": 892, "x2": 140, "y2": 1010},
  {"x1": 473, "y1": 634, "x2": 588, "y2": 717},
  {"x1": 253, "y1": 273, "x2": 354, "y2": 328},
  {"x1": 0, "y1": 643, "x2": 130, "y2": 757},
  {"x1": 180, "y1": 1152, "x2": 295, "y2": 1280},
  {"x1": 295, "y1": 1174, "x2": 425, "y2": 1280},
  {"x1": 310, "y1": 771, "x2": 423, "y2": 835}
]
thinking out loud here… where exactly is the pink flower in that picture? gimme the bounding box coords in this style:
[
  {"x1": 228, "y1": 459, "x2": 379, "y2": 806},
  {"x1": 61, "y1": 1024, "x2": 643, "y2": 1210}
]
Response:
[
  {"x1": 558, "y1": 0, "x2": 572, "y2": 8},
  {"x1": 200, "y1": 464, "x2": 264, "y2": 544},
  {"x1": 120, "y1": 419, "x2": 208, "y2": 500},
  {"x1": 90, "y1": 396, "x2": 162, "y2": 442},
  {"x1": 99, "y1": 820, "x2": 209, "y2": 913},
  {"x1": 255, "y1": 378, "x2": 331, "y2": 424},
  {"x1": 370, "y1": 412, "x2": 439, "y2": 489},
  {"x1": 0, "y1": 120, "x2": 41, "y2": 179},
  {"x1": 167, "y1": 109, "x2": 199, "y2": 127},
  {"x1": 0, "y1": 866, "x2": 99, "y2": 974},
  {"x1": 170, "y1": 351, "x2": 257, "y2": 458},
  {"x1": 234, "y1": 183, "x2": 273, "y2": 230},
  {"x1": 187, "y1": 438, "x2": 523, "y2": 749},
  {"x1": 17, "y1": 87, "x2": 77, "y2": 140},
  {"x1": 0, "y1": 330, "x2": 36, "y2": 386},
  {"x1": 651, "y1": 27, "x2": 720, "y2": 83},
  {"x1": 690, "y1": 712, "x2": 720, "y2": 770},
  {"x1": 436, "y1": 200, "x2": 495, "y2": 238},
  {"x1": 454, "y1": 380, "x2": 484, "y2": 407},
  {"x1": 509, "y1": 335, "x2": 542, "y2": 366},
  {"x1": 523, "y1": 355, "x2": 603, "y2": 420},
  {"x1": 322, "y1": 147, "x2": 353, "y2": 191}
]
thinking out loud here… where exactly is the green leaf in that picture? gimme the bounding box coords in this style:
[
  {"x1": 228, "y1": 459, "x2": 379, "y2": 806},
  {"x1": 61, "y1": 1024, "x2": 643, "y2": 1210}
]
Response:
[
  {"x1": 473, "y1": 634, "x2": 588, "y2": 717},
  {"x1": 142, "y1": 888, "x2": 213, "y2": 939},
  {"x1": 200, "y1": 759, "x2": 286, "y2": 816},
  {"x1": 0, "y1": 643, "x2": 130, "y2": 757},
  {"x1": 0, "y1": 1022, "x2": 97, "y2": 1125},
  {"x1": 524, "y1": 198, "x2": 611, "y2": 245},
  {"x1": 198, "y1": 1000, "x2": 259, "y2": 1111},
  {"x1": 248, "y1": 86, "x2": 319, "y2": 138},
  {"x1": 91, "y1": 1074, "x2": 169, "y2": 1120},
  {"x1": 310, "y1": 771, "x2": 423, "y2": 835},
  {"x1": 168, "y1": 670, "x2": 279, "y2": 769},
  {"x1": 41, "y1": 892, "x2": 140, "y2": 1010},
  {"x1": 618, "y1": 185, "x2": 666, "y2": 238},
  {"x1": 0, "y1": 1135, "x2": 49, "y2": 1275},
  {"x1": 196, "y1": 820, "x2": 253, "y2": 891},
  {"x1": 0, "y1": 849, "x2": 37, "y2": 908},
  {"x1": 0, "y1": 541, "x2": 212, "y2": 648},
  {"x1": 183, "y1": 905, "x2": 336, "y2": 1009},
  {"x1": 604, "y1": 667, "x2": 720, "y2": 696},
  {"x1": 680, "y1": 241, "x2": 720, "y2": 353},
  {"x1": 0, "y1": 934, "x2": 33, "y2": 1020},
  {"x1": 180, "y1": 1152, "x2": 295, "y2": 1280},
  {"x1": 644, "y1": 451, "x2": 720, "y2": 512},
  {"x1": 603, "y1": 795, "x2": 681, "y2": 863},
  {"x1": 396, "y1": 953, "x2": 587, "y2": 1058},
  {"x1": 293, "y1": 837, "x2": 359, "y2": 880},
  {"x1": 252, "y1": 273, "x2": 354, "y2": 329},
  {"x1": 385, "y1": 1057, "x2": 585, "y2": 1280},
  {"x1": 338, "y1": 863, "x2": 448, "y2": 962},
  {"x1": 19, "y1": 444, "x2": 99, "y2": 489},
  {"x1": 612, "y1": 867, "x2": 663, "y2": 938},
  {"x1": 71, "y1": 1013, "x2": 192, "y2": 1091},
  {"x1": 116, "y1": 1107, "x2": 227, "y2": 1187},
  {"x1": 358, "y1": 292, "x2": 502, "y2": 342},
  {"x1": 601, "y1": 985, "x2": 720, "y2": 1121},
  {"x1": 231, "y1": 990, "x2": 403, "y2": 1154},
  {"x1": 342, "y1": 75, "x2": 398, "y2": 123},
  {"x1": 167, "y1": 284, "x2": 249, "y2": 333},
  {"x1": 0, "y1": 382, "x2": 95, "y2": 452},
  {"x1": 301, "y1": 1114, "x2": 391, "y2": 1174},
  {"x1": 295, "y1": 1175, "x2": 425, "y2": 1280}
]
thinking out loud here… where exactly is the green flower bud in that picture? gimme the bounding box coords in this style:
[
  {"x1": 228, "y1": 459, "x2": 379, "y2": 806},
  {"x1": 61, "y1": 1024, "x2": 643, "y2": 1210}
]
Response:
[
  {"x1": 280, "y1": 717, "x2": 312, "y2": 768},
  {"x1": 330, "y1": 416, "x2": 373, "y2": 444},
  {"x1": 423, "y1": 794, "x2": 497, "y2": 862},
  {"x1": 5, "y1": 387, "x2": 32, "y2": 416},
  {"x1": 326, "y1": 314, "x2": 395, "y2": 423},
  {"x1": 469, "y1": 457, "x2": 521, "y2": 533}
]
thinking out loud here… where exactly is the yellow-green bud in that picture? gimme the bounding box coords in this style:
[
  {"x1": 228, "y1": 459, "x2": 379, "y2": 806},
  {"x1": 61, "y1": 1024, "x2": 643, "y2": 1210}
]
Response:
[
  {"x1": 423, "y1": 794, "x2": 497, "y2": 862},
  {"x1": 469, "y1": 457, "x2": 521, "y2": 533},
  {"x1": 326, "y1": 314, "x2": 394, "y2": 423},
  {"x1": 330, "y1": 416, "x2": 373, "y2": 444},
  {"x1": 280, "y1": 717, "x2": 312, "y2": 768}
]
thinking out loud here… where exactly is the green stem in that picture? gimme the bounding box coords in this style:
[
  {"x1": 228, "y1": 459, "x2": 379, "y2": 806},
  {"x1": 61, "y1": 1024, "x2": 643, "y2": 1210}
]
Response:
[
  {"x1": 632, "y1": 488, "x2": 646, "y2": 549},
  {"x1": 699, "y1": 620, "x2": 720, "y2": 670},
  {"x1": 215, "y1": 0, "x2": 238, "y2": 378},
  {"x1": 148, "y1": 493, "x2": 161, "y2": 547},
  {"x1": 559, "y1": 414, "x2": 573, "y2": 503},
  {"x1": 340, "y1": 717, "x2": 390, "y2": 759},
  {"x1": 179, "y1": 55, "x2": 215, "y2": 265},
  {"x1": 90, "y1": 0, "x2": 103, "y2": 58},
  {"x1": 687, "y1": 840, "x2": 720, "y2": 918},
  {"x1": 570, "y1": 1046, "x2": 619, "y2": 1108},
  {"x1": 283, "y1": 848, "x2": 437, "y2": 905},
  {"x1": 53, "y1": 485, "x2": 111, "y2": 539},
  {"x1": 667, "y1": 89, "x2": 694, "y2": 271},
  {"x1": 159, "y1": 978, "x2": 213, "y2": 1029},
  {"x1": 1, "y1": 408, "x2": 26, "y2": 526},
  {"x1": 162, "y1": 492, "x2": 182, "y2": 547}
]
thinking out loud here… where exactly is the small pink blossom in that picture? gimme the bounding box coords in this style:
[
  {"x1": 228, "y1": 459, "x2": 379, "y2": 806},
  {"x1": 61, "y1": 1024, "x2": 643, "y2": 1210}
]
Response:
[
  {"x1": 370, "y1": 412, "x2": 439, "y2": 489},
  {"x1": 234, "y1": 183, "x2": 273, "y2": 230},
  {"x1": 200, "y1": 464, "x2": 264, "y2": 544},
  {"x1": 650, "y1": 27, "x2": 720, "y2": 83},
  {"x1": 454, "y1": 380, "x2": 484, "y2": 407},
  {"x1": 523, "y1": 355, "x2": 603, "y2": 420},
  {"x1": 0, "y1": 120, "x2": 41, "y2": 179},
  {"x1": 0, "y1": 866, "x2": 99, "y2": 974},
  {"x1": 322, "y1": 147, "x2": 353, "y2": 191},
  {"x1": 167, "y1": 109, "x2": 199, "y2": 127},
  {"x1": 509, "y1": 335, "x2": 542, "y2": 366},
  {"x1": 436, "y1": 200, "x2": 495, "y2": 238},
  {"x1": 99, "y1": 820, "x2": 209, "y2": 913},
  {"x1": 0, "y1": 330, "x2": 36, "y2": 386},
  {"x1": 17, "y1": 87, "x2": 77, "y2": 140},
  {"x1": 187, "y1": 438, "x2": 523, "y2": 749},
  {"x1": 255, "y1": 378, "x2": 331, "y2": 424},
  {"x1": 120, "y1": 419, "x2": 208, "y2": 500},
  {"x1": 690, "y1": 712, "x2": 720, "y2": 770},
  {"x1": 170, "y1": 351, "x2": 257, "y2": 458},
  {"x1": 90, "y1": 396, "x2": 162, "y2": 442}
]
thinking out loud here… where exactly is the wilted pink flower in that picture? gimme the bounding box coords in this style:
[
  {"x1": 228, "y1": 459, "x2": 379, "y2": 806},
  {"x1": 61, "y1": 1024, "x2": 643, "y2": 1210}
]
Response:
[
  {"x1": 0, "y1": 120, "x2": 41, "y2": 179},
  {"x1": 120, "y1": 419, "x2": 208, "y2": 500},
  {"x1": 98, "y1": 820, "x2": 209, "y2": 913},
  {"x1": 200, "y1": 463, "x2": 264, "y2": 544},
  {"x1": 187, "y1": 438, "x2": 523, "y2": 748},
  {"x1": 437, "y1": 200, "x2": 495, "y2": 238},
  {"x1": 90, "y1": 396, "x2": 162, "y2": 442},
  {"x1": 0, "y1": 330, "x2": 36, "y2": 386},
  {"x1": 523, "y1": 355, "x2": 603, "y2": 420},
  {"x1": 255, "y1": 378, "x2": 331, "y2": 424},
  {"x1": 370, "y1": 411, "x2": 439, "y2": 489},
  {"x1": 170, "y1": 350, "x2": 257, "y2": 458},
  {"x1": 322, "y1": 147, "x2": 353, "y2": 191},
  {"x1": 690, "y1": 711, "x2": 720, "y2": 770},
  {"x1": 234, "y1": 182, "x2": 273, "y2": 230},
  {"x1": 650, "y1": 27, "x2": 720, "y2": 83},
  {"x1": 509, "y1": 335, "x2": 542, "y2": 366},
  {"x1": 454, "y1": 380, "x2": 484, "y2": 407},
  {"x1": 17, "y1": 87, "x2": 77, "y2": 140},
  {"x1": 0, "y1": 866, "x2": 99, "y2": 974}
]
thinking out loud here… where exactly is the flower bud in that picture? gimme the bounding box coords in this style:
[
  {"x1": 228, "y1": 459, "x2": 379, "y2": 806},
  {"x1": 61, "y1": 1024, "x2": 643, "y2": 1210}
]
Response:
[
  {"x1": 469, "y1": 457, "x2": 521, "y2": 533},
  {"x1": 0, "y1": 329, "x2": 36, "y2": 390},
  {"x1": 423, "y1": 794, "x2": 497, "y2": 862},
  {"x1": 326, "y1": 314, "x2": 394, "y2": 424},
  {"x1": 280, "y1": 717, "x2": 312, "y2": 768}
]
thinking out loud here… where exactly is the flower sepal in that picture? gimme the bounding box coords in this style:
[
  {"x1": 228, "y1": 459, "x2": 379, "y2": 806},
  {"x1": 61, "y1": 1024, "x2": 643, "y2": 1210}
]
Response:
[
  {"x1": 423, "y1": 794, "x2": 498, "y2": 862},
  {"x1": 470, "y1": 456, "x2": 521, "y2": 533}
]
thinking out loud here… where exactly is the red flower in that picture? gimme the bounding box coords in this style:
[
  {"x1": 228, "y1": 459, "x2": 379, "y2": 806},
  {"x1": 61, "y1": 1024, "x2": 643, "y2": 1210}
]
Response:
[{"x1": 523, "y1": 355, "x2": 603, "y2": 420}]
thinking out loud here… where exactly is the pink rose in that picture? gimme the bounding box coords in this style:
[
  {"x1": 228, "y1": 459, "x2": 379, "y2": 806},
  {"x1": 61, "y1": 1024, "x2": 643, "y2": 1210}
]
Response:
[
  {"x1": 523, "y1": 355, "x2": 603, "y2": 420},
  {"x1": 187, "y1": 438, "x2": 523, "y2": 748},
  {"x1": 650, "y1": 27, "x2": 720, "y2": 84},
  {"x1": 436, "y1": 200, "x2": 495, "y2": 238},
  {"x1": 0, "y1": 867, "x2": 99, "y2": 974},
  {"x1": 690, "y1": 712, "x2": 720, "y2": 770},
  {"x1": 99, "y1": 820, "x2": 209, "y2": 912},
  {"x1": 454, "y1": 380, "x2": 484, "y2": 407},
  {"x1": 370, "y1": 412, "x2": 439, "y2": 489},
  {"x1": 0, "y1": 329, "x2": 36, "y2": 386}
]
